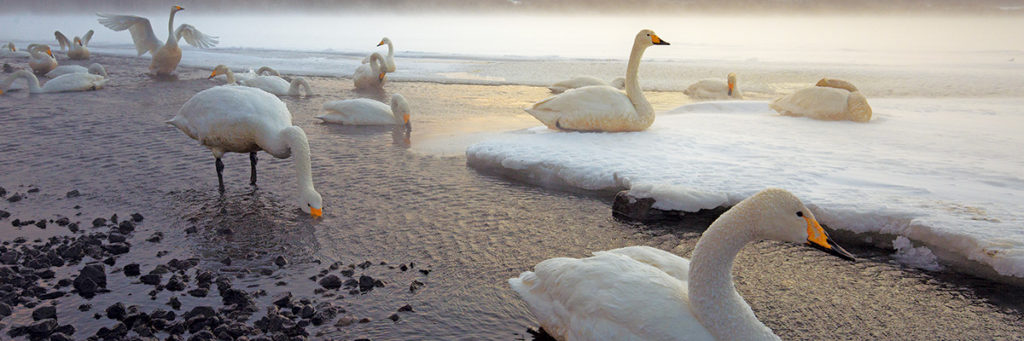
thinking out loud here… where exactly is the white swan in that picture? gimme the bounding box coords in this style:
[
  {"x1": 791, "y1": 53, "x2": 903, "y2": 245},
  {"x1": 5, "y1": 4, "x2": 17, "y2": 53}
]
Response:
[
  {"x1": 1, "y1": 70, "x2": 106, "y2": 94},
  {"x1": 27, "y1": 44, "x2": 58, "y2": 75},
  {"x1": 1, "y1": 43, "x2": 30, "y2": 58},
  {"x1": 166, "y1": 86, "x2": 323, "y2": 217},
  {"x1": 353, "y1": 53, "x2": 387, "y2": 90},
  {"x1": 770, "y1": 78, "x2": 872, "y2": 123},
  {"x1": 45, "y1": 63, "x2": 107, "y2": 78},
  {"x1": 54, "y1": 30, "x2": 94, "y2": 60},
  {"x1": 317, "y1": 94, "x2": 412, "y2": 131},
  {"x1": 97, "y1": 5, "x2": 218, "y2": 75},
  {"x1": 510, "y1": 188, "x2": 856, "y2": 341},
  {"x1": 684, "y1": 72, "x2": 742, "y2": 100},
  {"x1": 548, "y1": 76, "x2": 625, "y2": 94},
  {"x1": 361, "y1": 37, "x2": 396, "y2": 73},
  {"x1": 209, "y1": 65, "x2": 312, "y2": 97},
  {"x1": 525, "y1": 29, "x2": 669, "y2": 132}
]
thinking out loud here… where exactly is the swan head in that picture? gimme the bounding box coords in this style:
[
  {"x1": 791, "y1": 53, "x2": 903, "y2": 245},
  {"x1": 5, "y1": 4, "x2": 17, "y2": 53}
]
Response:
[
  {"x1": 6, "y1": 43, "x2": 15, "y2": 52},
  {"x1": 636, "y1": 29, "x2": 670, "y2": 47},
  {"x1": 391, "y1": 94, "x2": 412, "y2": 132},
  {"x1": 727, "y1": 73, "x2": 737, "y2": 96},
  {"x1": 172, "y1": 5, "x2": 184, "y2": 13},
  {"x1": 209, "y1": 64, "x2": 231, "y2": 79},
  {"x1": 744, "y1": 188, "x2": 856, "y2": 261},
  {"x1": 88, "y1": 63, "x2": 108, "y2": 78},
  {"x1": 377, "y1": 37, "x2": 391, "y2": 47},
  {"x1": 301, "y1": 189, "x2": 323, "y2": 218},
  {"x1": 74, "y1": 37, "x2": 83, "y2": 47}
]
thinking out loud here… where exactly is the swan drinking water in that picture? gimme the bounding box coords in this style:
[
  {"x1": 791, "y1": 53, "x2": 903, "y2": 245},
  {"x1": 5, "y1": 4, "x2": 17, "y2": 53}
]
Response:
[
  {"x1": 684, "y1": 72, "x2": 743, "y2": 100},
  {"x1": 54, "y1": 29, "x2": 94, "y2": 60},
  {"x1": 525, "y1": 29, "x2": 669, "y2": 132},
  {"x1": 98, "y1": 5, "x2": 218, "y2": 75},
  {"x1": 510, "y1": 188, "x2": 856, "y2": 341},
  {"x1": 209, "y1": 65, "x2": 313, "y2": 97},
  {"x1": 548, "y1": 76, "x2": 626, "y2": 94},
  {"x1": 166, "y1": 86, "x2": 323, "y2": 217},
  {"x1": 353, "y1": 52, "x2": 387, "y2": 90},
  {"x1": 1, "y1": 69, "x2": 106, "y2": 94},
  {"x1": 317, "y1": 94, "x2": 412, "y2": 132}
]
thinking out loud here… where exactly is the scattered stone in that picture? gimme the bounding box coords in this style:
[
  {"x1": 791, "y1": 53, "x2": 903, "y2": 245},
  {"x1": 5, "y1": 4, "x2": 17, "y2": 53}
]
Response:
[
  {"x1": 419, "y1": 269, "x2": 431, "y2": 275},
  {"x1": 106, "y1": 302, "x2": 127, "y2": 320},
  {"x1": 398, "y1": 304, "x2": 413, "y2": 312},
  {"x1": 67, "y1": 223, "x2": 79, "y2": 233},
  {"x1": 131, "y1": 213, "x2": 144, "y2": 222},
  {"x1": 65, "y1": 190, "x2": 80, "y2": 198},
  {"x1": 274, "y1": 255, "x2": 288, "y2": 267},
  {"x1": 335, "y1": 315, "x2": 356, "y2": 327},
  {"x1": 358, "y1": 275, "x2": 376, "y2": 292},
  {"x1": 0, "y1": 210, "x2": 8, "y2": 219},
  {"x1": 318, "y1": 275, "x2": 342, "y2": 290},
  {"x1": 218, "y1": 227, "x2": 234, "y2": 235},
  {"x1": 55, "y1": 217, "x2": 69, "y2": 226},
  {"x1": 78, "y1": 304, "x2": 91, "y2": 312},
  {"x1": 220, "y1": 257, "x2": 231, "y2": 265},
  {"x1": 107, "y1": 233, "x2": 127, "y2": 243},
  {"x1": 31, "y1": 306, "x2": 56, "y2": 320},
  {"x1": 185, "y1": 226, "x2": 197, "y2": 234},
  {"x1": 102, "y1": 257, "x2": 116, "y2": 266},
  {"x1": 38, "y1": 291, "x2": 65, "y2": 300},
  {"x1": 340, "y1": 268, "x2": 355, "y2": 277},
  {"x1": 409, "y1": 280, "x2": 424, "y2": 293},
  {"x1": 388, "y1": 313, "x2": 400, "y2": 322},
  {"x1": 123, "y1": 263, "x2": 140, "y2": 277},
  {"x1": 399, "y1": 264, "x2": 408, "y2": 271},
  {"x1": 357, "y1": 261, "x2": 372, "y2": 269},
  {"x1": 358, "y1": 317, "x2": 371, "y2": 323},
  {"x1": 167, "y1": 297, "x2": 182, "y2": 310},
  {"x1": 0, "y1": 186, "x2": 5, "y2": 197},
  {"x1": 27, "y1": 188, "x2": 39, "y2": 193},
  {"x1": 272, "y1": 292, "x2": 294, "y2": 308},
  {"x1": 7, "y1": 193, "x2": 22, "y2": 203},
  {"x1": 34, "y1": 220, "x2": 46, "y2": 229},
  {"x1": 109, "y1": 214, "x2": 118, "y2": 224},
  {"x1": 73, "y1": 264, "x2": 106, "y2": 298},
  {"x1": 188, "y1": 287, "x2": 209, "y2": 297},
  {"x1": 146, "y1": 232, "x2": 163, "y2": 243},
  {"x1": 91, "y1": 218, "x2": 107, "y2": 227},
  {"x1": 117, "y1": 220, "x2": 135, "y2": 234},
  {"x1": 165, "y1": 275, "x2": 186, "y2": 291},
  {"x1": 140, "y1": 274, "x2": 161, "y2": 286},
  {"x1": 102, "y1": 242, "x2": 130, "y2": 255}
]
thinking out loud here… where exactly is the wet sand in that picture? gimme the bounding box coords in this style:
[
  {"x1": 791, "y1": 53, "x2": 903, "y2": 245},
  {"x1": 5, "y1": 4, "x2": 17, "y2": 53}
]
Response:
[{"x1": 1, "y1": 53, "x2": 1023, "y2": 340}]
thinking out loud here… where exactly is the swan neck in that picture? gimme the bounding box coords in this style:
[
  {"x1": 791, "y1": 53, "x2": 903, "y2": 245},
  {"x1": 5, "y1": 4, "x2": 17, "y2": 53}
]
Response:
[
  {"x1": 3, "y1": 71, "x2": 41, "y2": 93},
  {"x1": 624, "y1": 42, "x2": 654, "y2": 124},
  {"x1": 386, "y1": 41, "x2": 394, "y2": 58},
  {"x1": 224, "y1": 69, "x2": 236, "y2": 84},
  {"x1": 280, "y1": 126, "x2": 316, "y2": 194},
  {"x1": 689, "y1": 211, "x2": 778, "y2": 340},
  {"x1": 167, "y1": 9, "x2": 178, "y2": 45},
  {"x1": 288, "y1": 78, "x2": 311, "y2": 96}
]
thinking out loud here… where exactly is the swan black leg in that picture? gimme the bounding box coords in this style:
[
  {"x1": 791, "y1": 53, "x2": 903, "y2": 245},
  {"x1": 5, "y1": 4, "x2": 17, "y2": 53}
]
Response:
[
  {"x1": 249, "y1": 152, "x2": 258, "y2": 186},
  {"x1": 215, "y1": 158, "x2": 225, "y2": 194}
]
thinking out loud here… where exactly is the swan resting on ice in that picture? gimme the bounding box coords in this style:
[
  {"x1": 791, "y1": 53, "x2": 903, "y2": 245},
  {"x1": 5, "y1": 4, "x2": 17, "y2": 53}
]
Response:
[
  {"x1": 548, "y1": 76, "x2": 625, "y2": 94},
  {"x1": 166, "y1": 85, "x2": 323, "y2": 217},
  {"x1": 770, "y1": 78, "x2": 872, "y2": 123},
  {"x1": 510, "y1": 188, "x2": 856, "y2": 341},
  {"x1": 684, "y1": 72, "x2": 743, "y2": 100}
]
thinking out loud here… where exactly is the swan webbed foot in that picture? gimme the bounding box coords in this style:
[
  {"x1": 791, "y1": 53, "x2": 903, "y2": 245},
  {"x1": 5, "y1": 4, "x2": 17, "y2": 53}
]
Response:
[
  {"x1": 215, "y1": 158, "x2": 225, "y2": 194},
  {"x1": 249, "y1": 152, "x2": 258, "y2": 186}
]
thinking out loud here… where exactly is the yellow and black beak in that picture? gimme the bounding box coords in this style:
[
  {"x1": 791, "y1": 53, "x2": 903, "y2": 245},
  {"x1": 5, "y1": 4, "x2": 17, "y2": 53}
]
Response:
[
  {"x1": 309, "y1": 206, "x2": 323, "y2": 218},
  {"x1": 208, "y1": 70, "x2": 218, "y2": 79},
  {"x1": 403, "y1": 113, "x2": 411, "y2": 132},
  {"x1": 174, "y1": 6, "x2": 184, "y2": 11},
  {"x1": 651, "y1": 34, "x2": 670, "y2": 46},
  {"x1": 377, "y1": 40, "x2": 386, "y2": 47},
  {"x1": 378, "y1": 72, "x2": 386, "y2": 82},
  {"x1": 805, "y1": 216, "x2": 856, "y2": 261},
  {"x1": 728, "y1": 83, "x2": 734, "y2": 96},
  {"x1": 46, "y1": 48, "x2": 54, "y2": 58}
]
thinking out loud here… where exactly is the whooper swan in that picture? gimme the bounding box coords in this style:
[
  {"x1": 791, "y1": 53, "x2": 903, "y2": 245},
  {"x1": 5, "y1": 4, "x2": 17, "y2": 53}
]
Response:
[
  {"x1": 525, "y1": 29, "x2": 669, "y2": 132},
  {"x1": 1, "y1": 70, "x2": 106, "y2": 94},
  {"x1": 548, "y1": 76, "x2": 625, "y2": 94},
  {"x1": 353, "y1": 52, "x2": 387, "y2": 90},
  {"x1": 27, "y1": 44, "x2": 58, "y2": 75},
  {"x1": 97, "y1": 5, "x2": 219, "y2": 76},
  {"x1": 166, "y1": 86, "x2": 323, "y2": 217},
  {"x1": 770, "y1": 78, "x2": 872, "y2": 123},
  {"x1": 46, "y1": 63, "x2": 107, "y2": 78},
  {"x1": 510, "y1": 188, "x2": 856, "y2": 341},
  {"x1": 684, "y1": 72, "x2": 743, "y2": 100},
  {"x1": 54, "y1": 30, "x2": 94, "y2": 60},
  {"x1": 1, "y1": 42, "x2": 31, "y2": 58},
  {"x1": 317, "y1": 93, "x2": 412, "y2": 131},
  {"x1": 361, "y1": 37, "x2": 396, "y2": 73},
  {"x1": 209, "y1": 64, "x2": 312, "y2": 97}
]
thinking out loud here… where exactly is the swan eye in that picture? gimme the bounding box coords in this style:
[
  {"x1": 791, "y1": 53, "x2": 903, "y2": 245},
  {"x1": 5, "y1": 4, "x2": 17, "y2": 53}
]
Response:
[{"x1": 796, "y1": 211, "x2": 804, "y2": 217}]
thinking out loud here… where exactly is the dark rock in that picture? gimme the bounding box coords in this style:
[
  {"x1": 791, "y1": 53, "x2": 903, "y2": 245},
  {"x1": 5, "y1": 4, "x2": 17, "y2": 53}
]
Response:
[
  {"x1": 54, "y1": 323, "x2": 74, "y2": 335},
  {"x1": 67, "y1": 223, "x2": 78, "y2": 233},
  {"x1": 146, "y1": 232, "x2": 163, "y2": 243},
  {"x1": 419, "y1": 269, "x2": 431, "y2": 275},
  {"x1": 274, "y1": 255, "x2": 288, "y2": 267},
  {"x1": 102, "y1": 257, "x2": 116, "y2": 266},
  {"x1": 0, "y1": 302, "x2": 11, "y2": 317},
  {"x1": 78, "y1": 304, "x2": 91, "y2": 312},
  {"x1": 7, "y1": 193, "x2": 22, "y2": 203},
  {"x1": 56, "y1": 279, "x2": 72, "y2": 287},
  {"x1": 167, "y1": 297, "x2": 182, "y2": 310},
  {"x1": 102, "y1": 242, "x2": 130, "y2": 255},
  {"x1": 357, "y1": 261, "x2": 372, "y2": 269},
  {"x1": 409, "y1": 280, "x2": 424, "y2": 293},
  {"x1": 340, "y1": 269, "x2": 355, "y2": 277},
  {"x1": 49, "y1": 332, "x2": 73, "y2": 341},
  {"x1": 358, "y1": 275, "x2": 376, "y2": 292},
  {"x1": 388, "y1": 313, "x2": 400, "y2": 322},
  {"x1": 11, "y1": 219, "x2": 20, "y2": 226},
  {"x1": 0, "y1": 210, "x2": 9, "y2": 219},
  {"x1": 311, "y1": 302, "x2": 340, "y2": 326},
  {"x1": 123, "y1": 263, "x2": 140, "y2": 276},
  {"x1": 140, "y1": 274, "x2": 161, "y2": 285},
  {"x1": 156, "y1": 250, "x2": 169, "y2": 257},
  {"x1": 398, "y1": 304, "x2": 413, "y2": 312},
  {"x1": 188, "y1": 287, "x2": 209, "y2": 297},
  {"x1": 31, "y1": 306, "x2": 56, "y2": 321},
  {"x1": 0, "y1": 251, "x2": 19, "y2": 265},
  {"x1": 399, "y1": 264, "x2": 408, "y2": 271},
  {"x1": 0, "y1": 186, "x2": 5, "y2": 197},
  {"x1": 55, "y1": 217, "x2": 69, "y2": 226},
  {"x1": 185, "y1": 226, "x2": 197, "y2": 234},
  {"x1": 28, "y1": 318, "x2": 57, "y2": 335},
  {"x1": 65, "y1": 190, "x2": 80, "y2": 198},
  {"x1": 27, "y1": 188, "x2": 39, "y2": 193},
  {"x1": 106, "y1": 302, "x2": 127, "y2": 320},
  {"x1": 34, "y1": 220, "x2": 46, "y2": 229},
  {"x1": 220, "y1": 257, "x2": 231, "y2": 265},
  {"x1": 335, "y1": 315, "x2": 356, "y2": 327},
  {"x1": 131, "y1": 213, "x2": 144, "y2": 222},
  {"x1": 73, "y1": 264, "x2": 105, "y2": 297},
  {"x1": 272, "y1": 292, "x2": 294, "y2": 308},
  {"x1": 221, "y1": 288, "x2": 256, "y2": 310},
  {"x1": 217, "y1": 227, "x2": 233, "y2": 235},
  {"x1": 37, "y1": 291, "x2": 64, "y2": 300},
  {"x1": 116, "y1": 220, "x2": 134, "y2": 234},
  {"x1": 359, "y1": 317, "x2": 371, "y2": 323},
  {"x1": 184, "y1": 306, "x2": 217, "y2": 320},
  {"x1": 318, "y1": 275, "x2": 342, "y2": 289},
  {"x1": 107, "y1": 233, "x2": 127, "y2": 243},
  {"x1": 165, "y1": 275, "x2": 186, "y2": 291},
  {"x1": 91, "y1": 218, "x2": 106, "y2": 227},
  {"x1": 109, "y1": 214, "x2": 117, "y2": 224}
]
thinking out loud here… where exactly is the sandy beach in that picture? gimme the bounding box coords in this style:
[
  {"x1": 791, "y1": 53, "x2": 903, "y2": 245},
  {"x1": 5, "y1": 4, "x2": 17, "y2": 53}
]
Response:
[{"x1": 0, "y1": 51, "x2": 1022, "y2": 340}]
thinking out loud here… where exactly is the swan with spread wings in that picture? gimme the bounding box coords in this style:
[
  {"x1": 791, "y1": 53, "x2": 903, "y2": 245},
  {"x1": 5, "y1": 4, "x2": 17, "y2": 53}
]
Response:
[{"x1": 97, "y1": 5, "x2": 218, "y2": 76}]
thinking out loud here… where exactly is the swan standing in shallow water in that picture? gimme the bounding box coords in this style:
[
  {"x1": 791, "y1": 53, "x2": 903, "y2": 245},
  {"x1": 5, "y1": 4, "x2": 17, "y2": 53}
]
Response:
[
  {"x1": 166, "y1": 86, "x2": 323, "y2": 217},
  {"x1": 525, "y1": 29, "x2": 668, "y2": 132},
  {"x1": 98, "y1": 5, "x2": 218, "y2": 76},
  {"x1": 362, "y1": 37, "x2": 396, "y2": 72},
  {"x1": 46, "y1": 63, "x2": 107, "y2": 78},
  {"x1": 1, "y1": 69, "x2": 106, "y2": 94},
  {"x1": 28, "y1": 44, "x2": 58, "y2": 75},
  {"x1": 770, "y1": 78, "x2": 872, "y2": 123},
  {"x1": 54, "y1": 30, "x2": 94, "y2": 60},
  {"x1": 548, "y1": 76, "x2": 625, "y2": 94},
  {"x1": 684, "y1": 72, "x2": 743, "y2": 100},
  {"x1": 317, "y1": 94, "x2": 412, "y2": 131},
  {"x1": 510, "y1": 188, "x2": 856, "y2": 341},
  {"x1": 1, "y1": 43, "x2": 30, "y2": 58},
  {"x1": 353, "y1": 53, "x2": 387, "y2": 90},
  {"x1": 209, "y1": 65, "x2": 312, "y2": 97}
]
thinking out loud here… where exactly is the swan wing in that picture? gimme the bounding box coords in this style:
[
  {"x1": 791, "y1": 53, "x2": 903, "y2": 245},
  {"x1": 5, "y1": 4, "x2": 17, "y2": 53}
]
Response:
[
  {"x1": 240, "y1": 76, "x2": 290, "y2": 95},
  {"x1": 510, "y1": 252, "x2": 713, "y2": 341},
  {"x1": 525, "y1": 86, "x2": 635, "y2": 131},
  {"x1": 172, "y1": 86, "x2": 291, "y2": 151},
  {"x1": 175, "y1": 24, "x2": 219, "y2": 49},
  {"x1": 684, "y1": 79, "x2": 728, "y2": 99},
  {"x1": 549, "y1": 76, "x2": 607, "y2": 93},
  {"x1": 82, "y1": 29, "x2": 95, "y2": 46},
  {"x1": 45, "y1": 65, "x2": 88, "y2": 78},
  {"x1": 54, "y1": 31, "x2": 71, "y2": 51},
  {"x1": 43, "y1": 73, "x2": 107, "y2": 93},
  {"x1": 594, "y1": 246, "x2": 690, "y2": 282},
  {"x1": 318, "y1": 99, "x2": 393, "y2": 125},
  {"x1": 770, "y1": 87, "x2": 850, "y2": 120},
  {"x1": 97, "y1": 14, "x2": 161, "y2": 56}
]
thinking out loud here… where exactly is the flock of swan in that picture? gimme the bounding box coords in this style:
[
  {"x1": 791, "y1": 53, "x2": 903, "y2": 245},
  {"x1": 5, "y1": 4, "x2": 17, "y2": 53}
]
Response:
[{"x1": 0, "y1": 7, "x2": 870, "y2": 339}]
